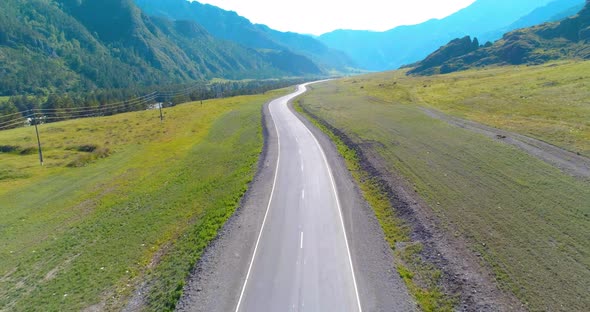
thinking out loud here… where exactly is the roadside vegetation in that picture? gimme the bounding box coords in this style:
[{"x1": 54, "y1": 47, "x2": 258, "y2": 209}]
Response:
[
  {"x1": 298, "y1": 64, "x2": 590, "y2": 311},
  {"x1": 0, "y1": 88, "x2": 289, "y2": 311}
]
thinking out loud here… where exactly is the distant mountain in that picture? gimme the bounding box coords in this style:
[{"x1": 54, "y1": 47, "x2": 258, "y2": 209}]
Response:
[
  {"x1": 408, "y1": 2, "x2": 590, "y2": 75},
  {"x1": 319, "y1": 0, "x2": 556, "y2": 71},
  {"x1": 134, "y1": 0, "x2": 356, "y2": 72},
  {"x1": 481, "y1": 0, "x2": 586, "y2": 42},
  {"x1": 0, "y1": 0, "x2": 322, "y2": 96}
]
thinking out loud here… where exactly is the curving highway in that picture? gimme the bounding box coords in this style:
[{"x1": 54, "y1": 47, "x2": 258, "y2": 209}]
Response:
[{"x1": 235, "y1": 83, "x2": 362, "y2": 312}]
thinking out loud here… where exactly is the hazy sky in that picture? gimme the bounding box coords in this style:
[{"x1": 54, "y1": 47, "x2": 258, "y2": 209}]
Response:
[{"x1": 194, "y1": 0, "x2": 477, "y2": 35}]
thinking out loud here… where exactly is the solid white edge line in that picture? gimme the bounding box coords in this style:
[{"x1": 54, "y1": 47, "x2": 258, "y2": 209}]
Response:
[
  {"x1": 234, "y1": 87, "x2": 306, "y2": 311},
  {"x1": 234, "y1": 95, "x2": 283, "y2": 312},
  {"x1": 297, "y1": 83, "x2": 364, "y2": 312}
]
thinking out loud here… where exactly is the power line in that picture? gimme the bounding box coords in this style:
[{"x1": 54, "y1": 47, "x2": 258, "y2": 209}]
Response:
[
  {"x1": 0, "y1": 118, "x2": 32, "y2": 130},
  {"x1": 158, "y1": 84, "x2": 203, "y2": 98},
  {"x1": 0, "y1": 116, "x2": 27, "y2": 127},
  {"x1": 32, "y1": 92, "x2": 158, "y2": 112},
  {"x1": 0, "y1": 110, "x2": 31, "y2": 118},
  {"x1": 0, "y1": 78, "x2": 296, "y2": 130},
  {"x1": 31, "y1": 94, "x2": 158, "y2": 116},
  {"x1": 0, "y1": 93, "x2": 159, "y2": 127}
]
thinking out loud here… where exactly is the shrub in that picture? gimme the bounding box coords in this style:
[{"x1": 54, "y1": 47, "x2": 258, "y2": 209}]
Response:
[
  {"x1": 76, "y1": 144, "x2": 98, "y2": 152},
  {"x1": 66, "y1": 144, "x2": 98, "y2": 152},
  {"x1": 0, "y1": 145, "x2": 20, "y2": 153},
  {"x1": 20, "y1": 147, "x2": 37, "y2": 155},
  {"x1": 66, "y1": 146, "x2": 111, "y2": 167}
]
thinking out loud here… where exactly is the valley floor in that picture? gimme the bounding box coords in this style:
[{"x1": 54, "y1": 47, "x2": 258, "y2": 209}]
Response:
[{"x1": 1, "y1": 61, "x2": 588, "y2": 311}]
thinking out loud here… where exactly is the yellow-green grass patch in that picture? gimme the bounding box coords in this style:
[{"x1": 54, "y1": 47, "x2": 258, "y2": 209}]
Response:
[{"x1": 0, "y1": 88, "x2": 290, "y2": 311}]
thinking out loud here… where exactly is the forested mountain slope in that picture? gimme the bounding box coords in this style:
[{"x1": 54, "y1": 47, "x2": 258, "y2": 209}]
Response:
[
  {"x1": 0, "y1": 0, "x2": 321, "y2": 96},
  {"x1": 135, "y1": 0, "x2": 356, "y2": 72}
]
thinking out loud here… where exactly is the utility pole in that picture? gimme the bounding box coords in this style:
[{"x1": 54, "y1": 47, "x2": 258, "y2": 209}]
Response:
[
  {"x1": 159, "y1": 102, "x2": 164, "y2": 122},
  {"x1": 34, "y1": 114, "x2": 43, "y2": 166}
]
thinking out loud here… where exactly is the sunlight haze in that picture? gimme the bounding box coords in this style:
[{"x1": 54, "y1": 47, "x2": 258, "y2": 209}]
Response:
[{"x1": 193, "y1": 0, "x2": 477, "y2": 35}]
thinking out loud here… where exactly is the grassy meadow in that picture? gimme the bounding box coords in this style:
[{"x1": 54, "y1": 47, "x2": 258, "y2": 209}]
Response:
[
  {"x1": 352, "y1": 61, "x2": 590, "y2": 156},
  {"x1": 0, "y1": 88, "x2": 289, "y2": 311},
  {"x1": 299, "y1": 66, "x2": 590, "y2": 311}
]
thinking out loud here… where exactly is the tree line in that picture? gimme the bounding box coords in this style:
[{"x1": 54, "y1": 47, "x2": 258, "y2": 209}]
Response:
[{"x1": 0, "y1": 79, "x2": 307, "y2": 129}]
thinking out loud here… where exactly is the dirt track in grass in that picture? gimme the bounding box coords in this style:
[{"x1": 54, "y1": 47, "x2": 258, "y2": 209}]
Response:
[{"x1": 421, "y1": 107, "x2": 590, "y2": 180}]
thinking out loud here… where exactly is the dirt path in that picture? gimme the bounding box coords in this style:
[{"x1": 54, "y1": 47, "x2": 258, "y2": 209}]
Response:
[{"x1": 421, "y1": 108, "x2": 590, "y2": 180}]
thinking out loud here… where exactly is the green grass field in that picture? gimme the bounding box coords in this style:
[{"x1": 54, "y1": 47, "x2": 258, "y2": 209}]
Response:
[
  {"x1": 348, "y1": 60, "x2": 590, "y2": 157},
  {"x1": 299, "y1": 70, "x2": 590, "y2": 311},
  {"x1": 0, "y1": 88, "x2": 289, "y2": 311},
  {"x1": 0, "y1": 96, "x2": 8, "y2": 103}
]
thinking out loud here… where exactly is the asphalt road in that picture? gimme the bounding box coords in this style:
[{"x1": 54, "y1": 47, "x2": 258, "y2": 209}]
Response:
[
  {"x1": 175, "y1": 83, "x2": 415, "y2": 312},
  {"x1": 235, "y1": 83, "x2": 362, "y2": 312}
]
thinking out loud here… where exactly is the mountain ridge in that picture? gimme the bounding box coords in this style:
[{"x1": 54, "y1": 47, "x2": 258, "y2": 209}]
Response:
[
  {"x1": 134, "y1": 0, "x2": 356, "y2": 72},
  {"x1": 408, "y1": 2, "x2": 590, "y2": 75},
  {"x1": 480, "y1": 0, "x2": 586, "y2": 42},
  {"x1": 319, "y1": 0, "x2": 558, "y2": 71},
  {"x1": 0, "y1": 0, "x2": 322, "y2": 96}
]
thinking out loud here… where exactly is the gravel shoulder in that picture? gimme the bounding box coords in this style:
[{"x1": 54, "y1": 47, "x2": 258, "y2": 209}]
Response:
[{"x1": 421, "y1": 107, "x2": 590, "y2": 180}]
